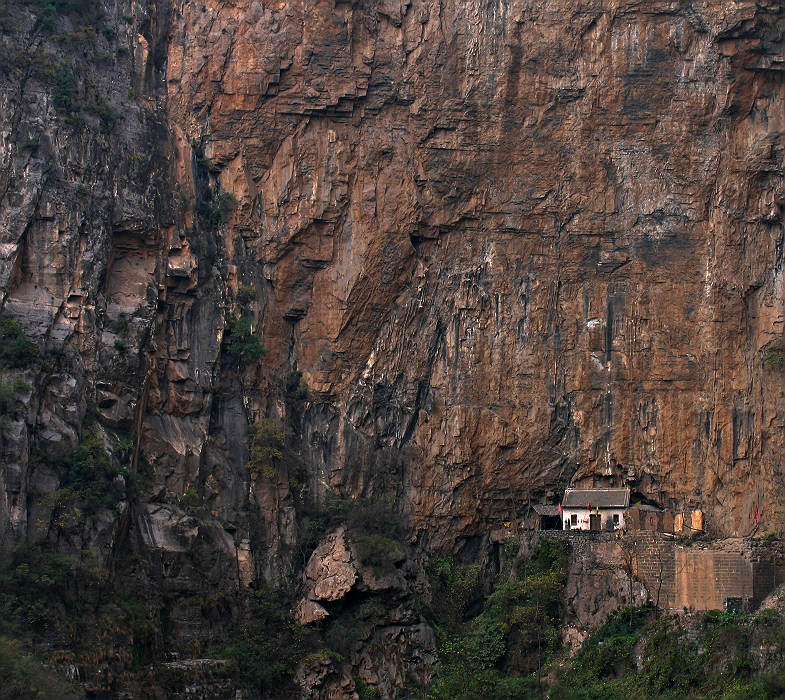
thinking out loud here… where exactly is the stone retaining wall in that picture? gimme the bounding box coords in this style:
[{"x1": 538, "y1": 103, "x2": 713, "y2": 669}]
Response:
[{"x1": 524, "y1": 531, "x2": 784, "y2": 614}]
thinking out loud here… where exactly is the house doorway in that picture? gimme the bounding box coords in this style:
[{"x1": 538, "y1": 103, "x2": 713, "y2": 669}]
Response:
[{"x1": 589, "y1": 514, "x2": 602, "y2": 531}]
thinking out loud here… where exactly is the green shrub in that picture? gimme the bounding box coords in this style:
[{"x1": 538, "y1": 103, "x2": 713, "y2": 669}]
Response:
[
  {"x1": 0, "y1": 378, "x2": 28, "y2": 415},
  {"x1": 179, "y1": 488, "x2": 200, "y2": 509},
  {"x1": 197, "y1": 190, "x2": 236, "y2": 229},
  {"x1": 236, "y1": 284, "x2": 256, "y2": 306},
  {"x1": 548, "y1": 604, "x2": 785, "y2": 700},
  {"x1": 294, "y1": 383, "x2": 310, "y2": 401},
  {"x1": 19, "y1": 140, "x2": 39, "y2": 153},
  {"x1": 52, "y1": 65, "x2": 78, "y2": 113},
  {"x1": 115, "y1": 313, "x2": 130, "y2": 336},
  {"x1": 36, "y1": 0, "x2": 102, "y2": 32},
  {"x1": 428, "y1": 555, "x2": 482, "y2": 630},
  {"x1": 222, "y1": 587, "x2": 307, "y2": 695},
  {"x1": 119, "y1": 594, "x2": 161, "y2": 668},
  {"x1": 225, "y1": 316, "x2": 266, "y2": 362},
  {"x1": 0, "y1": 545, "x2": 99, "y2": 635},
  {"x1": 42, "y1": 432, "x2": 125, "y2": 518},
  {"x1": 247, "y1": 419, "x2": 285, "y2": 479},
  {"x1": 0, "y1": 637, "x2": 79, "y2": 698},
  {"x1": 762, "y1": 344, "x2": 785, "y2": 370},
  {"x1": 296, "y1": 496, "x2": 404, "y2": 575},
  {"x1": 322, "y1": 495, "x2": 404, "y2": 539},
  {"x1": 427, "y1": 540, "x2": 570, "y2": 699},
  {"x1": 353, "y1": 534, "x2": 406, "y2": 575},
  {"x1": 86, "y1": 96, "x2": 121, "y2": 126},
  {"x1": 302, "y1": 648, "x2": 342, "y2": 669},
  {"x1": 354, "y1": 675, "x2": 381, "y2": 699},
  {"x1": 0, "y1": 319, "x2": 38, "y2": 369}
]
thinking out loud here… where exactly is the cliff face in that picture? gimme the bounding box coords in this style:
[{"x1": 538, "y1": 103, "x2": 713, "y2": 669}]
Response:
[
  {"x1": 165, "y1": 0, "x2": 785, "y2": 551},
  {"x1": 0, "y1": 0, "x2": 784, "y2": 689},
  {"x1": 0, "y1": 0, "x2": 172, "y2": 559}
]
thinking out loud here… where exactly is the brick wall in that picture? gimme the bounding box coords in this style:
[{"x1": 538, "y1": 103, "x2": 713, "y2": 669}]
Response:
[
  {"x1": 674, "y1": 549, "x2": 753, "y2": 610},
  {"x1": 631, "y1": 532, "x2": 676, "y2": 608},
  {"x1": 526, "y1": 531, "x2": 780, "y2": 614}
]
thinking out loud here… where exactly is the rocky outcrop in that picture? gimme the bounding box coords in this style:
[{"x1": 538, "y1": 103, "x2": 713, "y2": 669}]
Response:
[
  {"x1": 296, "y1": 528, "x2": 437, "y2": 697},
  {"x1": 297, "y1": 528, "x2": 357, "y2": 623}
]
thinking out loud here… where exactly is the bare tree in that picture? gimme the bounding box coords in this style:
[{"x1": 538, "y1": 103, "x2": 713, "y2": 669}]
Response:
[
  {"x1": 650, "y1": 542, "x2": 667, "y2": 615},
  {"x1": 617, "y1": 533, "x2": 639, "y2": 604},
  {"x1": 617, "y1": 532, "x2": 673, "y2": 619},
  {"x1": 617, "y1": 533, "x2": 642, "y2": 629}
]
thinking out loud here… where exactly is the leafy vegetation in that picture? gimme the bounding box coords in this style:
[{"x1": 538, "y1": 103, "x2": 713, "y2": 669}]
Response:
[
  {"x1": 293, "y1": 382, "x2": 310, "y2": 401},
  {"x1": 39, "y1": 55, "x2": 118, "y2": 128},
  {"x1": 0, "y1": 0, "x2": 124, "y2": 129},
  {"x1": 222, "y1": 587, "x2": 309, "y2": 696},
  {"x1": 35, "y1": 0, "x2": 103, "y2": 32},
  {"x1": 354, "y1": 674, "x2": 382, "y2": 699},
  {"x1": 0, "y1": 545, "x2": 101, "y2": 637},
  {"x1": 179, "y1": 488, "x2": 200, "y2": 509},
  {"x1": 119, "y1": 593, "x2": 162, "y2": 668},
  {"x1": 247, "y1": 419, "x2": 286, "y2": 479},
  {"x1": 197, "y1": 190, "x2": 236, "y2": 230},
  {"x1": 0, "y1": 320, "x2": 35, "y2": 438},
  {"x1": 428, "y1": 555, "x2": 482, "y2": 630},
  {"x1": 426, "y1": 539, "x2": 569, "y2": 699},
  {"x1": 353, "y1": 534, "x2": 406, "y2": 575},
  {"x1": 0, "y1": 318, "x2": 38, "y2": 369},
  {"x1": 0, "y1": 378, "x2": 28, "y2": 412},
  {"x1": 225, "y1": 315, "x2": 266, "y2": 362},
  {"x1": 297, "y1": 495, "x2": 405, "y2": 568},
  {"x1": 0, "y1": 546, "x2": 162, "y2": 689},
  {"x1": 762, "y1": 344, "x2": 785, "y2": 370},
  {"x1": 236, "y1": 284, "x2": 256, "y2": 306},
  {"x1": 55, "y1": 432, "x2": 125, "y2": 513},
  {"x1": 302, "y1": 648, "x2": 342, "y2": 669},
  {"x1": 334, "y1": 495, "x2": 404, "y2": 538},
  {"x1": 0, "y1": 637, "x2": 79, "y2": 699},
  {"x1": 550, "y1": 606, "x2": 785, "y2": 700},
  {"x1": 0, "y1": 378, "x2": 29, "y2": 436}
]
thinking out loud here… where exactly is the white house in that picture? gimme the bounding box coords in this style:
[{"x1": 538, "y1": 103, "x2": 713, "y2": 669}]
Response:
[{"x1": 562, "y1": 487, "x2": 630, "y2": 531}]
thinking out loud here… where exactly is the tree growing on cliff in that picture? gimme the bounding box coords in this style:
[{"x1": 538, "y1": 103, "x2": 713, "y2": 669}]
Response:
[
  {"x1": 247, "y1": 418, "x2": 306, "y2": 490},
  {"x1": 222, "y1": 586, "x2": 308, "y2": 696},
  {"x1": 0, "y1": 319, "x2": 38, "y2": 369},
  {"x1": 196, "y1": 190, "x2": 236, "y2": 230},
  {"x1": 247, "y1": 419, "x2": 286, "y2": 480},
  {"x1": 225, "y1": 316, "x2": 266, "y2": 363}
]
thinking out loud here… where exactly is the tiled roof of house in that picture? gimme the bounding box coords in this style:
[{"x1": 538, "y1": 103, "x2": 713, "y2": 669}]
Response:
[
  {"x1": 533, "y1": 504, "x2": 560, "y2": 516},
  {"x1": 562, "y1": 488, "x2": 630, "y2": 509}
]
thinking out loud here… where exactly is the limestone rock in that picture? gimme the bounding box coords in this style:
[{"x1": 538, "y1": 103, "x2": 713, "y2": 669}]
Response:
[
  {"x1": 296, "y1": 599, "x2": 330, "y2": 625},
  {"x1": 299, "y1": 528, "x2": 358, "y2": 618}
]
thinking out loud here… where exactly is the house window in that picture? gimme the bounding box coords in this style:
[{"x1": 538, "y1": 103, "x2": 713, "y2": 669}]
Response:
[
  {"x1": 571, "y1": 514, "x2": 577, "y2": 526},
  {"x1": 613, "y1": 514, "x2": 620, "y2": 525}
]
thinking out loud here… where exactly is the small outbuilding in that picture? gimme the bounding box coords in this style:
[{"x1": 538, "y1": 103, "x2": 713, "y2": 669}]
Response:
[
  {"x1": 562, "y1": 487, "x2": 630, "y2": 531},
  {"x1": 532, "y1": 504, "x2": 562, "y2": 530},
  {"x1": 625, "y1": 503, "x2": 668, "y2": 532}
]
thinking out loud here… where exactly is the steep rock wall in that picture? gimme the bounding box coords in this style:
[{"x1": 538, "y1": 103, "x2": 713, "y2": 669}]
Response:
[
  {"x1": 164, "y1": 0, "x2": 785, "y2": 556},
  {"x1": 1, "y1": 0, "x2": 784, "y2": 600}
]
